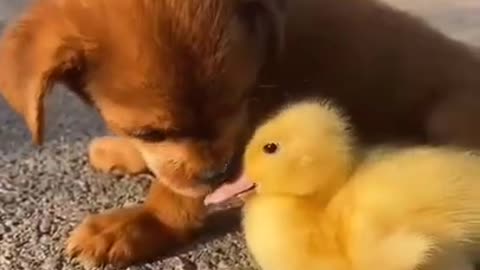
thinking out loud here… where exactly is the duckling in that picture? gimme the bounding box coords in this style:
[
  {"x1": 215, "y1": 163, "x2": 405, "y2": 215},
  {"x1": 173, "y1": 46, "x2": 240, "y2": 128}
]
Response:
[{"x1": 242, "y1": 100, "x2": 480, "y2": 270}]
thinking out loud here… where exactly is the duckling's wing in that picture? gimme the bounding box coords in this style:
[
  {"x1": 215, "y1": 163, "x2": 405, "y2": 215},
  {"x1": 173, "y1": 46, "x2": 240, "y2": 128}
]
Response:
[{"x1": 349, "y1": 146, "x2": 480, "y2": 241}]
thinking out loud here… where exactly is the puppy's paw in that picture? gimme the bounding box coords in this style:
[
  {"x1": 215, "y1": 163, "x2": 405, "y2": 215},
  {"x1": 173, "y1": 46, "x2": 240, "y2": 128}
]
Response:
[
  {"x1": 88, "y1": 136, "x2": 149, "y2": 176},
  {"x1": 66, "y1": 207, "x2": 181, "y2": 267}
]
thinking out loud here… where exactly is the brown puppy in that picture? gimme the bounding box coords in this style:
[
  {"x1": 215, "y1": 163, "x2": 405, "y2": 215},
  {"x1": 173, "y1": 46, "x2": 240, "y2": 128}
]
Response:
[{"x1": 1, "y1": 0, "x2": 480, "y2": 267}]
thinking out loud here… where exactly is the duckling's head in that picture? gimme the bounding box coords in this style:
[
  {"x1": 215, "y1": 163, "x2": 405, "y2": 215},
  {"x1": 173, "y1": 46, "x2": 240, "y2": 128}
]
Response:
[{"x1": 244, "y1": 100, "x2": 356, "y2": 197}]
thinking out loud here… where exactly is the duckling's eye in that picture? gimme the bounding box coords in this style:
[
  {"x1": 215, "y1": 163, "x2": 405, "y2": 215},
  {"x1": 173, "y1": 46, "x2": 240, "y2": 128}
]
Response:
[{"x1": 263, "y1": 143, "x2": 279, "y2": 154}]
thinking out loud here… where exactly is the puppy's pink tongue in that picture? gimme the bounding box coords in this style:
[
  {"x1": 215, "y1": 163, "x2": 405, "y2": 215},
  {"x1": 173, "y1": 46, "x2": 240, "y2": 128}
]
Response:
[{"x1": 204, "y1": 173, "x2": 254, "y2": 205}]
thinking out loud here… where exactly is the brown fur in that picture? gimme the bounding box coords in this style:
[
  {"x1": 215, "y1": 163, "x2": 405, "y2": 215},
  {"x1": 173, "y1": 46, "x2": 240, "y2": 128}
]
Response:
[{"x1": 1, "y1": 0, "x2": 480, "y2": 266}]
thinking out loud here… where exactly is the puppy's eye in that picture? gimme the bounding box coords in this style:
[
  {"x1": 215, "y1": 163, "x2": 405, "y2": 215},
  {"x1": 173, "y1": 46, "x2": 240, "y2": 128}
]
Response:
[
  {"x1": 263, "y1": 143, "x2": 279, "y2": 154},
  {"x1": 132, "y1": 130, "x2": 167, "y2": 142}
]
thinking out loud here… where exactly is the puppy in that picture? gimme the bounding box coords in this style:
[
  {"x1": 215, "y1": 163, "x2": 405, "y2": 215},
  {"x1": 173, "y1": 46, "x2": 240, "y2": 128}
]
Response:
[{"x1": 1, "y1": 0, "x2": 480, "y2": 267}]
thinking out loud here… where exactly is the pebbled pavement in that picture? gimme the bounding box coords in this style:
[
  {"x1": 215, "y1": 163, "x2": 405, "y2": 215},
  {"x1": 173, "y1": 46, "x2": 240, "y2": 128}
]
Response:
[{"x1": 0, "y1": 0, "x2": 479, "y2": 269}]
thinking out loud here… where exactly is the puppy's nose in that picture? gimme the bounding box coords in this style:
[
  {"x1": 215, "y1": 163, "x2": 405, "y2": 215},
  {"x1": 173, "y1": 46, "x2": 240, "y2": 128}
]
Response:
[
  {"x1": 201, "y1": 155, "x2": 243, "y2": 187},
  {"x1": 200, "y1": 168, "x2": 228, "y2": 186}
]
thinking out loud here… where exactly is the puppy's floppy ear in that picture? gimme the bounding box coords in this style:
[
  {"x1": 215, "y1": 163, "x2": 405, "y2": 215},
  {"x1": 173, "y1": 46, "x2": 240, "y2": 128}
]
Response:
[
  {"x1": 0, "y1": 6, "x2": 93, "y2": 145},
  {"x1": 236, "y1": 0, "x2": 286, "y2": 59}
]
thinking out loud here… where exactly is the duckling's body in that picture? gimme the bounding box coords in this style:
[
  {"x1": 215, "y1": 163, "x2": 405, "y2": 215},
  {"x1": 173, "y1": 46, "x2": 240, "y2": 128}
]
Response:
[
  {"x1": 242, "y1": 101, "x2": 480, "y2": 270},
  {"x1": 244, "y1": 195, "x2": 325, "y2": 270}
]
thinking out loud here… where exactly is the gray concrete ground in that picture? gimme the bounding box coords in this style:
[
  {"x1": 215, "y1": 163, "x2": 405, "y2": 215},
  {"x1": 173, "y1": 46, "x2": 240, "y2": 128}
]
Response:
[{"x1": 0, "y1": 1, "x2": 479, "y2": 269}]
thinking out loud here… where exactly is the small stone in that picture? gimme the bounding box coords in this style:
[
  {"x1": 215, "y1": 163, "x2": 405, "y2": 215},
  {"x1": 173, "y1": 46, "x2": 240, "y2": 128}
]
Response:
[
  {"x1": 217, "y1": 260, "x2": 230, "y2": 270},
  {"x1": 40, "y1": 257, "x2": 58, "y2": 270},
  {"x1": 39, "y1": 218, "x2": 52, "y2": 234},
  {"x1": 4, "y1": 220, "x2": 12, "y2": 227},
  {"x1": 196, "y1": 261, "x2": 210, "y2": 270},
  {"x1": 1, "y1": 194, "x2": 15, "y2": 204},
  {"x1": 178, "y1": 258, "x2": 196, "y2": 270},
  {"x1": 39, "y1": 235, "x2": 50, "y2": 245}
]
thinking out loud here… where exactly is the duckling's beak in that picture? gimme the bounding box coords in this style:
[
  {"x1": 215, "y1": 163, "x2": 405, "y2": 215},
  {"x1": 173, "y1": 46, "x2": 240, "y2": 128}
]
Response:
[{"x1": 204, "y1": 172, "x2": 256, "y2": 205}]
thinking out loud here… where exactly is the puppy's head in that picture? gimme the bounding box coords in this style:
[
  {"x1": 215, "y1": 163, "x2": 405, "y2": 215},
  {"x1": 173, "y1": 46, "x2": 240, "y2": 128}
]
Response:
[{"x1": 0, "y1": 0, "x2": 285, "y2": 197}]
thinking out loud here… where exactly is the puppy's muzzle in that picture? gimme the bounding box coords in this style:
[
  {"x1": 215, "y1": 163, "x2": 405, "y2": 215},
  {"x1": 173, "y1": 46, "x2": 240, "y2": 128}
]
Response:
[{"x1": 200, "y1": 154, "x2": 243, "y2": 188}]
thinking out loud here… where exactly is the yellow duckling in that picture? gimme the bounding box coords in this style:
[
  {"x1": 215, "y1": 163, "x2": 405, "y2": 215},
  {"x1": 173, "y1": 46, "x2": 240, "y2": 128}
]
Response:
[{"x1": 242, "y1": 100, "x2": 480, "y2": 270}]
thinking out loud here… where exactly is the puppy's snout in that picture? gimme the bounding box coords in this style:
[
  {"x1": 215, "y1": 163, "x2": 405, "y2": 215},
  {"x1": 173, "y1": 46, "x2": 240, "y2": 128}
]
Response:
[
  {"x1": 201, "y1": 154, "x2": 243, "y2": 187},
  {"x1": 200, "y1": 167, "x2": 229, "y2": 187}
]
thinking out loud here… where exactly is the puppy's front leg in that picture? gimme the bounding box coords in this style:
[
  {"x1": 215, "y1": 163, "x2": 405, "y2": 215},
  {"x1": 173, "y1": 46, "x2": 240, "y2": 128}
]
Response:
[
  {"x1": 66, "y1": 181, "x2": 206, "y2": 267},
  {"x1": 88, "y1": 136, "x2": 149, "y2": 176}
]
